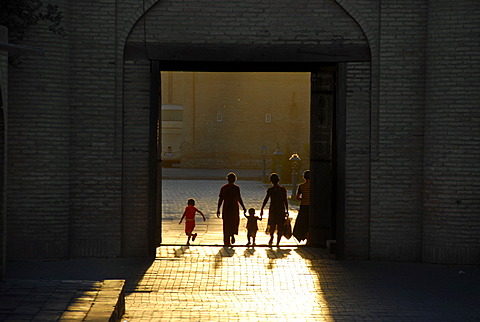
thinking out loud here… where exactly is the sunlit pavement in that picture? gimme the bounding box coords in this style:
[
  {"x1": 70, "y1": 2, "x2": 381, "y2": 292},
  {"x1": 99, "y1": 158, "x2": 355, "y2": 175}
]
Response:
[
  {"x1": 122, "y1": 246, "x2": 480, "y2": 321},
  {"x1": 123, "y1": 246, "x2": 332, "y2": 321},
  {"x1": 119, "y1": 177, "x2": 480, "y2": 321}
]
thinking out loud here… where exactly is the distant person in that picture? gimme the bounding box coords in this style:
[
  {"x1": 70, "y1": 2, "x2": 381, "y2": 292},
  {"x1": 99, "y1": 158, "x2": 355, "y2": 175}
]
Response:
[
  {"x1": 293, "y1": 170, "x2": 310, "y2": 244},
  {"x1": 179, "y1": 198, "x2": 206, "y2": 245},
  {"x1": 217, "y1": 172, "x2": 247, "y2": 246},
  {"x1": 260, "y1": 173, "x2": 289, "y2": 247},
  {"x1": 165, "y1": 146, "x2": 174, "y2": 157},
  {"x1": 245, "y1": 208, "x2": 262, "y2": 246}
]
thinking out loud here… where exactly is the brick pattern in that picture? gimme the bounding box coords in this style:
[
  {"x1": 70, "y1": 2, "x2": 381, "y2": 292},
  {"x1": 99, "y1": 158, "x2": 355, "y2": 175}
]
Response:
[
  {"x1": 122, "y1": 60, "x2": 151, "y2": 257},
  {"x1": 123, "y1": 246, "x2": 480, "y2": 320},
  {"x1": 0, "y1": 279, "x2": 124, "y2": 321},
  {"x1": 7, "y1": 0, "x2": 71, "y2": 259},
  {"x1": 4, "y1": 0, "x2": 479, "y2": 264},
  {"x1": 165, "y1": 72, "x2": 311, "y2": 170},
  {"x1": 369, "y1": 1, "x2": 428, "y2": 261},
  {"x1": 128, "y1": 0, "x2": 367, "y2": 46},
  {"x1": 0, "y1": 26, "x2": 7, "y2": 278},
  {"x1": 423, "y1": 0, "x2": 480, "y2": 264},
  {"x1": 345, "y1": 62, "x2": 371, "y2": 259},
  {"x1": 67, "y1": 1, "x2": 122, "y2": 258}
]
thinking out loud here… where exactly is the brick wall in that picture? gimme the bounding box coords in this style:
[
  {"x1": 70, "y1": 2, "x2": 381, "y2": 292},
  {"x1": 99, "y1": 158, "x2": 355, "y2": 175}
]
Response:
[
  {"x1": 0, "y1": 25, "x2": 7, "y2": 277},
  {"x1": 423, "y1": 0, "x2": 480, "y2": 264},
  {"x1": 7, "y1": 0, "x2": 71, "y2": 259},
  {"x1": 7, "y1": 0, "x2": 123, "y2": 259},
  {"x1": 67, "y1": 1, "x2": 122, "y2": 258},
  {"x1": 122, "y1": 60, "x2": 151, "y2": 257},
  {"x1": 128, "y1": 0, "x2": 367, "y2": 46},
  {"x1": 344, "y1": 62, "x2": 371, "y2": 259},
  {"x1": 370, "y1": 0, "x2": 428, "y2": 261},
  {"x1": 161, "y1": 72, "x2": 311, "y2": 170}
]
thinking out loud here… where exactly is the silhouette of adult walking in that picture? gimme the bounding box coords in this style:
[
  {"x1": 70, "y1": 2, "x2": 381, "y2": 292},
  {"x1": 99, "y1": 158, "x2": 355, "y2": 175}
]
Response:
[
  {"x1": 217, "y1": 172, "x2": 247, "y2": 246},
  {"x1": 293, "y1": 170, "x2": 310, "y2": 244},
  {"x1": 260, "y1": 173, "x2": 289, "y2": 247}
]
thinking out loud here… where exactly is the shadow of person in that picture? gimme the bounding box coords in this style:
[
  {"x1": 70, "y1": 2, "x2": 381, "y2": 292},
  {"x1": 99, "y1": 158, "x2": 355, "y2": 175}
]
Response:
[
  {"x1": 266, "y1": 248, "x2": 292, "y2": 269},
  {"x1": 244, "y1": 248, "x2": 256, "y2": 257},
  {"x1": 266, "y1": 248, "x2": 291, "y2": 259},
  {"x1": 213, "y1": 247, "x2": 236, "y2": 270},
  {"x1": 174, "y1": 245, "x2": 189, "y2": 258}
]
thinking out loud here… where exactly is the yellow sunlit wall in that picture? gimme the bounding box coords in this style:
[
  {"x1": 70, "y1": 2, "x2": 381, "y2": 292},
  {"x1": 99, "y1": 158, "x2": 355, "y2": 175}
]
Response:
[{"x1": 161, "y1": 72, "x2": 310, "y2": 171}]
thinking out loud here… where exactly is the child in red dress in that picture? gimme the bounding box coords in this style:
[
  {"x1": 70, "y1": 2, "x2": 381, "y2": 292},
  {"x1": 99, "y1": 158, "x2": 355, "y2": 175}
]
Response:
[{"x1": 179, "y1": 198, "x2": 206, "y2": 245}]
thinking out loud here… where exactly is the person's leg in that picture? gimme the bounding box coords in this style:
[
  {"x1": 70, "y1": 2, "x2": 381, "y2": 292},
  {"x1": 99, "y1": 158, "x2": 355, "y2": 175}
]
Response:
[
  {"x1": 231, "y1": 234, "x2": 235, "y2": 244},
  {"x1": 222, "y1": 219, "x2": 231, "y2": 246},
  {"x1": 187, "y1": 233, "x2": 192, "y2": 245},
  {"x1": 192, "y1": 232, "x2": 197, "y2": 242},
  {"x1": 223, "y1": 232, "x2": 230, "y2": 246},
  {"x1": 276, "y1": 233, "x2": 282, "y2": 247},
  {"x1": 268, "y1": 225, "x2": 275, "y2": 246}
]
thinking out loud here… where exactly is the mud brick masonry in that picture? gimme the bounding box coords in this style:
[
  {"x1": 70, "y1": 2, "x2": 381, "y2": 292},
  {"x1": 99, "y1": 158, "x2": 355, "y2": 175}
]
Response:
[{"x1": 0, "y1": 0, "x2": 479, "y2": 278}]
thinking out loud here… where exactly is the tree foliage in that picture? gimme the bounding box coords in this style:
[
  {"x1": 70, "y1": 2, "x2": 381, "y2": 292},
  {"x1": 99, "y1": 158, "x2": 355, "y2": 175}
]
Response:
[{"x1": 0, "y1": 0, "x2": 66, "y2": 43}]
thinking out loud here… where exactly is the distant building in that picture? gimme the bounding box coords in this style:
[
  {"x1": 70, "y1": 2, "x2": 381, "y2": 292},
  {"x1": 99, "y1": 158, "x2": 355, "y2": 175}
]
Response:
[
  {"x1": 161, "y1": 104, "x2": 183, "y2": 167},
  {"x1": 161, "y1": 72, "x2": 310, "y2": 170}
]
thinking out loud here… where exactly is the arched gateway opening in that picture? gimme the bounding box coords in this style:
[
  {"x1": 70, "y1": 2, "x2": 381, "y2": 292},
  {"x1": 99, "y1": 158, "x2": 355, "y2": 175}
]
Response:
[
  {"x1": 136, "y1": 59, "x2": 352, "y2": 258},
  {"x1": 122, "y1": 0, "x2": 371, "y2": 259}
]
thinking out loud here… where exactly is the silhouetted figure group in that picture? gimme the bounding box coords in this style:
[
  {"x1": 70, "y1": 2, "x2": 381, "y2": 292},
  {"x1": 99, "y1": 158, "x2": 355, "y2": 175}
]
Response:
[{"x1": 180, "y1": 170, "x2": 311, "y2": 247}]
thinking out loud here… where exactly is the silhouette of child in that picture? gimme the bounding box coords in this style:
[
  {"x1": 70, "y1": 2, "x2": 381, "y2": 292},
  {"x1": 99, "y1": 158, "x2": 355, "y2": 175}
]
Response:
[
  {"x1": 245, "y1": 208, "x2": 262, "y2": 246},
  {"x1": 179, "y1": 198, "x2": 206, "y2": 245}
]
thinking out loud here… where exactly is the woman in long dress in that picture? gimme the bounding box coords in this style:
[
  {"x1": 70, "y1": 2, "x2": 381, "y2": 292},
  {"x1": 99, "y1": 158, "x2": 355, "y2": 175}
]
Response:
[
  {"x1": 293, "y1": 170, "x2": 310, "y2": 243},
  {"x1": 217, "y1": 172, "x2": 247, "y2": 246},
  {"x1": 260, "y1": 173, "x2": 289, "y2": 246}
]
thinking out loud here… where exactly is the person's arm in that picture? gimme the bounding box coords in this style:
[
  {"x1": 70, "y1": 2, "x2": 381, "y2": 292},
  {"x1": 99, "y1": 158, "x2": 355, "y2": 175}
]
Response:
[
  {"x1": 238, "y1": 196, "x2": 247, "y2": 214},
  {"x1": 197, "y1": 208, "x2": 206, "y2": 221},
  {"x1": 283, "y1": 188, "x2": 289, "y2": 217},
  {"x1": 260, "y1": 191, "x2": 269, "y2": 219},
  {"x1": 296, "y1": 185, "x2": 302, "y2": 201},
  {"x1": 217, "y1": 196, "x2": 223, "y2": 218},
  {"x1": 179, "y1": 209, "x2": 186, "y2": 224}
]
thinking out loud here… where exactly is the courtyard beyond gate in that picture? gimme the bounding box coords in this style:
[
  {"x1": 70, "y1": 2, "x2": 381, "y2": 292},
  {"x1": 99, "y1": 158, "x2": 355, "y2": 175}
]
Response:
[{"x1": 161, "y1": 168, "x2": 301, "y2": 247}]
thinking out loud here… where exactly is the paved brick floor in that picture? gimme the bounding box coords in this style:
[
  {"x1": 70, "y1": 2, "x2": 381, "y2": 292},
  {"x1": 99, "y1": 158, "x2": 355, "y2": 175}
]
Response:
[
  {"x1": 122, "y1": 246, "x2": 480, "y2": 321},
  {"x1": 118, "y1": 176, "x2": 480, "y2": 321},
  {"x1": 6, "y1": 246, "x2": 479, "y2": 321},
  {"x1": 123, "y1": 246, "x2": 331, "y2": 321},
  {"x1": 5, "y1": 174, "x2": 480, "y2": 321},
  {"x1": 0, "y1": 279, "x2": 122, "y2": 321}
]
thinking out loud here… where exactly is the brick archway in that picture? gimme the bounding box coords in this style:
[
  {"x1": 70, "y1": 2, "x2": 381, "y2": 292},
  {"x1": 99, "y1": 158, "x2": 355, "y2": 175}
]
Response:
[{"x1": 121, "y1": 0, "x2": 371, "y2": 258}]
